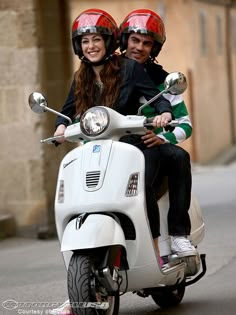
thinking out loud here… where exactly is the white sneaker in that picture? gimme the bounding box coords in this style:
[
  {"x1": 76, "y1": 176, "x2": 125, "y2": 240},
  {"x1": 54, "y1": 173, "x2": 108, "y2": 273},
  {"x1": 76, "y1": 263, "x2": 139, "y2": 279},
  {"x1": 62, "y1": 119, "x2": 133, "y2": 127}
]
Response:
[
  {"x1": 171, "y1": 236, "x2": 197, "y2": 257},
  {"x1": 49, "y1": 300, "x2": 72, "y2": 315}
]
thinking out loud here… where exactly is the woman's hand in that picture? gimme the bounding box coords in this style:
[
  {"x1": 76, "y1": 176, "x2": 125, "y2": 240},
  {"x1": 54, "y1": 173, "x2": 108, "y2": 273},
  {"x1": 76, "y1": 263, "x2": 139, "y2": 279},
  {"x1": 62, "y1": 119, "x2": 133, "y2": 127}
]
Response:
[
  {"x1": 54, "y1": 124, "x2": 66, "y2": 143},
  {"x1": 142, "y1": 129, "x2": 165, "y2": 148},
  {"x1": 152, "y1": 112, "x2": 172, "y2": 128}
]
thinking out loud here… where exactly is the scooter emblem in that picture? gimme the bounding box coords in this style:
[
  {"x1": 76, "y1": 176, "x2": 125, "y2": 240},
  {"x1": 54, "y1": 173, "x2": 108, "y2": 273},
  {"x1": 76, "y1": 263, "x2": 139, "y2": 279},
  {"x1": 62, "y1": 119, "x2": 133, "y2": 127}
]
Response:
[
  {"x1": 63, "y1": 158, "x2": 77, "y2": 168},
  {"x1": 93, "y1": 145, "x2": 101, "y2": 153}
]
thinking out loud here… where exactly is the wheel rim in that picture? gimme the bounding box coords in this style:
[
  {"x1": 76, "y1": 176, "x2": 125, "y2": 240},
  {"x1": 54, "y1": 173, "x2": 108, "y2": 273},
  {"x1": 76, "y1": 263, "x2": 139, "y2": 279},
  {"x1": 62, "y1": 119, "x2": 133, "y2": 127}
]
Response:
[
  {"x1": 68, "y1": 254, "x2": 119, "y2": 315},
  {"x1": 91, "y1": 270, "x2": 117, "y2": 314}
]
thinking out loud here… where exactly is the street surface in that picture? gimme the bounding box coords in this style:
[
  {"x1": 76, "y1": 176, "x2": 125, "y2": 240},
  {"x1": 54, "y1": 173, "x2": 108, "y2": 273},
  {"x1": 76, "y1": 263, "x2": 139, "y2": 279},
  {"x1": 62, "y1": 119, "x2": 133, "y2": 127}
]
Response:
[{"x1": 1, "y1": 162, "x2": 236, "y2": 315}]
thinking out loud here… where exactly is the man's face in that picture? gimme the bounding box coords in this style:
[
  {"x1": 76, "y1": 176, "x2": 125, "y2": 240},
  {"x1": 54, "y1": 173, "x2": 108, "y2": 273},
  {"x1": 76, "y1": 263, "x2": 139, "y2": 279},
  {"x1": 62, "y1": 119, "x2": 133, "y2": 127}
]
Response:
[{"x1": 125, "y1": 33, "x2": 154, "y2": 64}]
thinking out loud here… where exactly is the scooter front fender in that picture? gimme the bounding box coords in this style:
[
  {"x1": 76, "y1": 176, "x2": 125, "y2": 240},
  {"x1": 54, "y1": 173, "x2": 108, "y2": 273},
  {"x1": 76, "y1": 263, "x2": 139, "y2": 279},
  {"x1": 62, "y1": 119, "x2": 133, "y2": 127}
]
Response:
[{"x1": 61, "y1": 214, "x2": 126, "y2": 252}]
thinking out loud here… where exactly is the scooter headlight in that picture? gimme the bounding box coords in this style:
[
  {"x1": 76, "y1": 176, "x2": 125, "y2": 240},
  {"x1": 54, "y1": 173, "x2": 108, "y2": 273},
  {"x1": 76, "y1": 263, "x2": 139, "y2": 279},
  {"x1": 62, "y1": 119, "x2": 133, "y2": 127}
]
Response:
[{"x1": 80, "y1": 107, "x2": 109, "y2": 136}]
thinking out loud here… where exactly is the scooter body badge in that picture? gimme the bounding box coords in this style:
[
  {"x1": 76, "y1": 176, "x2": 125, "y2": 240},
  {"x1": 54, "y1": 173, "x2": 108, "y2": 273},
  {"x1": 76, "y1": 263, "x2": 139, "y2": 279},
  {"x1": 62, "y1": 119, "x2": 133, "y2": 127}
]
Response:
[{"x1": 93, "y1": 145, "x2": 101, "y2": 153}]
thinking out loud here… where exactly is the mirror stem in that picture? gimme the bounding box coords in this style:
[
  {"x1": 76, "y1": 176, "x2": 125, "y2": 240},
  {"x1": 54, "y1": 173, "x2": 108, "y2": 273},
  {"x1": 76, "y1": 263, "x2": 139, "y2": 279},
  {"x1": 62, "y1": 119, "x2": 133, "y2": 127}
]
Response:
[
  {"x1": 137, "y1": 88, "x2": 169, "y2": 115},
  {"x1": 41, "y1": 105, "x2": 72, "y2": 125}
]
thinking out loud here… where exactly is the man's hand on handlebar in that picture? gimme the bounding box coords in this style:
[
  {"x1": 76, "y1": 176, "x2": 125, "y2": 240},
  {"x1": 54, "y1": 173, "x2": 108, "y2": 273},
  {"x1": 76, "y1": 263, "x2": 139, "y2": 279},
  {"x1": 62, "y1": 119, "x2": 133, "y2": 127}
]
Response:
[{"x1": 152, "y1": 112, "x2": 172, "y2": 128}]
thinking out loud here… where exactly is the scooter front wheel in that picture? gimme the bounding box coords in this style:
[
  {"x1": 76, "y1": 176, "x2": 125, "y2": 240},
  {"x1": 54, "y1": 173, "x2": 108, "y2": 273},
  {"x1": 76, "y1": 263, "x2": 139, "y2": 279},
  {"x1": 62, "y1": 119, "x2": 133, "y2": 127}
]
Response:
[{"x1": 67, "y1": 252, "x2": 119, "y2": 315}]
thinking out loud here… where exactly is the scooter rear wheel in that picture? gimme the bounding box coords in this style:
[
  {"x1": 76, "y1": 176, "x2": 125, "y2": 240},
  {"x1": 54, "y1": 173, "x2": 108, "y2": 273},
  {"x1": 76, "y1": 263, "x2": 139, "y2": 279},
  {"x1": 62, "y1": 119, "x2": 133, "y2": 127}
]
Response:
[
  {"x1": 67, "y1": 252, "x2": 119, "y2": 315},
  {"x1": 151, "y1": 280, "x2": 185, "y2": 309}
]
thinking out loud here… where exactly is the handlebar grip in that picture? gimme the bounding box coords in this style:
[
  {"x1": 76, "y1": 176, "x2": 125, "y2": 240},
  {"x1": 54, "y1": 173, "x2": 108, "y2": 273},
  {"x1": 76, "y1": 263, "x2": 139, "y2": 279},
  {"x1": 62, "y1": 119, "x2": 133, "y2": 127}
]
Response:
[
  {"x1": 146, "y1": 117, "x2": 154, "y2": 123},
  {"x1": 167, "y1": 120, "x2": 179, "y2": 127},
  {"x1": 40, "y1": 135, "x2": 64, "y2": 144},
  {"x1": 144, "y1": 119, "x2": 179, "y2": 129}
]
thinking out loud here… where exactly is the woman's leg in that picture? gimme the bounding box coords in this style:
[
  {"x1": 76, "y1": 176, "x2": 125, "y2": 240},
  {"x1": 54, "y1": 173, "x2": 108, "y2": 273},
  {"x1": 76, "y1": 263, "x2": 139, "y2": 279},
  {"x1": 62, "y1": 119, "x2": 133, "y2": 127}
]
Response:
[{"x1": 142, "y1": 146, "x2": 164, "y2": 266}]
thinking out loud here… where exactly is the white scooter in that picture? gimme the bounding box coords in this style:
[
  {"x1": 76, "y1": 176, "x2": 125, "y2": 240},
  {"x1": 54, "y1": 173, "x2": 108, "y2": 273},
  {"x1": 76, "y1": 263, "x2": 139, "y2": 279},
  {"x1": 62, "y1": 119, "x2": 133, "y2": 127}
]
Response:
[{"x1": 28, "y1": 72, "x2": 206, "y2": 315}]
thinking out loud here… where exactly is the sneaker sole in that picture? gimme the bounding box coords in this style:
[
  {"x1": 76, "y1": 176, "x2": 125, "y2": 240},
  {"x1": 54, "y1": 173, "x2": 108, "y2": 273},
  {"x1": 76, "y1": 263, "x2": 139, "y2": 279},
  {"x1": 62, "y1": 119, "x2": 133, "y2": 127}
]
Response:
[{"x1": 171, "y1": 250, "x2": 198, "y2": 258}]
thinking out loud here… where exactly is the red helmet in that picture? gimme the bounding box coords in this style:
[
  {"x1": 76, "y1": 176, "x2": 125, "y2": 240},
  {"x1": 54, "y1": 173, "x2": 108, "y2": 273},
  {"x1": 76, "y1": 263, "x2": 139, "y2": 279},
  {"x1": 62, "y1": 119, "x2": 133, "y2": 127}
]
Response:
[
  {"x1": 119, "y1": 9, "x2": 166, "y2": 58},
  {"x1": 72, "y1": 8, "x2": 119, "y2": 59}
]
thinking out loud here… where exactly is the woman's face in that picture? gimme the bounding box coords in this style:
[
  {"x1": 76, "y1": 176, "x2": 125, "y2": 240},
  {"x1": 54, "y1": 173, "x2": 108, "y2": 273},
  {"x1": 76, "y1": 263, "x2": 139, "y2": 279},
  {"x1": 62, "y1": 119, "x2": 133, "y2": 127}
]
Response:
[{"x1": 81, "y1": 34, "x2": 106, "y2": 62}]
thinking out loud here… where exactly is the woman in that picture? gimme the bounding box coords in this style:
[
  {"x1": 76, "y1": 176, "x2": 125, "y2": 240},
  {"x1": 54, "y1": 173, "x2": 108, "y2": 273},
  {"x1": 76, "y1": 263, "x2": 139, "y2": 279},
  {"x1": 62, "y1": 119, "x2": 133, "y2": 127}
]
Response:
[
  {"x1": 54, "y1": 8, "x2": 172, "y2": 259},
  {"x1": 55, "y1": 8, "x2": 171, "y2": 258},
  {"x1": 51, "y1": 8, "x2": 172, "y2": 315},
  {"x1": 54, "y1": 8, "x2": 172, "y2": 261}
]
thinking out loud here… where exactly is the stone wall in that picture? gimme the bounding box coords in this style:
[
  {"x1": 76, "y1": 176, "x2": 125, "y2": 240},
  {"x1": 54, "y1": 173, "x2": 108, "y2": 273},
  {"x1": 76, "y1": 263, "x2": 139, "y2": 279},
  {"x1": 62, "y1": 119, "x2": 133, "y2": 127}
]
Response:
[
  {"x1": 0, "y1": 0, "x2": 46, "y2": 235},
  {"x1": 0, "y1": 0, "x2": 72, "y2": 236}
]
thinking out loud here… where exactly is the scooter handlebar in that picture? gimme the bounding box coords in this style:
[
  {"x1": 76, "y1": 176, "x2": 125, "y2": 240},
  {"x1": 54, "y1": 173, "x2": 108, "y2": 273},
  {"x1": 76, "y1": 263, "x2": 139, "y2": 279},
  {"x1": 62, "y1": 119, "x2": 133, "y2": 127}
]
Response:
[
  {"x1": 144, "y1": 119, "x2": 179, "y2": 128},
  {"x1": 40, "y1": 135, "x2": 64, "y2": 144},
  {"x1": 39, "y1": 116, "x2": 179, "y2": 144}
]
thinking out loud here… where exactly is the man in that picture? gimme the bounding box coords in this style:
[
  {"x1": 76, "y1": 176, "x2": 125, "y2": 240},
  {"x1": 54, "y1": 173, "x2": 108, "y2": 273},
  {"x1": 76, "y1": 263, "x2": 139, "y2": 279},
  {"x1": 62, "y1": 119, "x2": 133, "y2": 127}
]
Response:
[{"x1": 119, "y1": 8, "x2": 197, "y2": 257}]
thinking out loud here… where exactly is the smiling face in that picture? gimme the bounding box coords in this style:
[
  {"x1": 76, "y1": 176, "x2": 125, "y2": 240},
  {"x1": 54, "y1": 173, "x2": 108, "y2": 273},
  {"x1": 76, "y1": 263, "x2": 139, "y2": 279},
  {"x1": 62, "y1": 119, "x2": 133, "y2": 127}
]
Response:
[
  {"x1": 81, "y1": 34, "x2": 106, "y2": 63},
  {"x1": 125, "y1": 33, "x2": 154, "y2": 64}
]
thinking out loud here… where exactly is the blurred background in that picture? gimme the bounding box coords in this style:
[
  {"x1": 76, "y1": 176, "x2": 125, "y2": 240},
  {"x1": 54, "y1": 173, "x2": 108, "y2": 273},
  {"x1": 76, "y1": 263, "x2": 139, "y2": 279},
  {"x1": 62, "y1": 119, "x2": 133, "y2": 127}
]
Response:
[{"x1": 0, "y1": 0, "x2": 235, "y2": 238}]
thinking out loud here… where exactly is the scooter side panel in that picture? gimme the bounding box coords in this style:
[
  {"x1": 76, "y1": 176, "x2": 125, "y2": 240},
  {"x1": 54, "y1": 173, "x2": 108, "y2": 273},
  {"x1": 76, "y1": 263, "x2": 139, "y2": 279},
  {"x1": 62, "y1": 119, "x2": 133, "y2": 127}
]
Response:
[
  {"x1": 188, "y1": 193, "x2": 205, "y2": 245},
  {"x1": 119, "y1": 261, "x2": 185, "y2": 291}
]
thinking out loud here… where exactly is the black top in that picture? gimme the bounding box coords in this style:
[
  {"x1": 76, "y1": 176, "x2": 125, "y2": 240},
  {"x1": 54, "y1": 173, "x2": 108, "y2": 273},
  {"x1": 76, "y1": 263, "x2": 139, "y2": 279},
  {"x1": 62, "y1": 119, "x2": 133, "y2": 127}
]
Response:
[
  {"x1": 144, "y1": 61, "x2": 169, "y2": 86},
  {"x1": 55, "y1": 58, "x2": 172, "y2": 128}
]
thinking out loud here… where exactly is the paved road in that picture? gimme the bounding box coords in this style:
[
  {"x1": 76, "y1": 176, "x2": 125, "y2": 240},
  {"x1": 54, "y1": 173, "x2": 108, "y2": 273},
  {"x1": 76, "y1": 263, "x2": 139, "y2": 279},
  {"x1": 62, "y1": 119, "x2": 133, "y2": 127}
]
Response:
[{"x1": 1, "y1": 162, "x2": 236, "y2": 315}]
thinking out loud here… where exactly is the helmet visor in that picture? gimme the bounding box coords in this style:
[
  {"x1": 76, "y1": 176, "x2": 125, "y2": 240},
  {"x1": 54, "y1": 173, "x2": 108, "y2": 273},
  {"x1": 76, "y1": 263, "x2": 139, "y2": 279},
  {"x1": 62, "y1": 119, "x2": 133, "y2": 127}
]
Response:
[
  {"x1": 72, "y1": 13, "x2": 117, "y2": 38},
  {"x1": 121, "y1": 14, "x2": 165, "y2": 44}
]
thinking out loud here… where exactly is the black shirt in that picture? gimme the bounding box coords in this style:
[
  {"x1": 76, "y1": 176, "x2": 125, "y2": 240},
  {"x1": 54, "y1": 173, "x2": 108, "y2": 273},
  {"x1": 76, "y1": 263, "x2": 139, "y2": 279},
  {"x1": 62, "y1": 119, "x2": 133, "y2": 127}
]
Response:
[
  {"x1": 144, "y1": 61, "x2": 169, "y2": 86},
  {"x1": 56, "y1": 58, "x2": 172, "y2": 128}
]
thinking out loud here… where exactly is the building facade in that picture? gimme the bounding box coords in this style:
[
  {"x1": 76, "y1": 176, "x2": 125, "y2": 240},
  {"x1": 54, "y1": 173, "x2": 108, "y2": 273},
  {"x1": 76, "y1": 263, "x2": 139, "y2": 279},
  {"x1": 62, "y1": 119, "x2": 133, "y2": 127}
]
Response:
[{"x1": 0, "y1": 0, "x2": 236, "y2": 235}]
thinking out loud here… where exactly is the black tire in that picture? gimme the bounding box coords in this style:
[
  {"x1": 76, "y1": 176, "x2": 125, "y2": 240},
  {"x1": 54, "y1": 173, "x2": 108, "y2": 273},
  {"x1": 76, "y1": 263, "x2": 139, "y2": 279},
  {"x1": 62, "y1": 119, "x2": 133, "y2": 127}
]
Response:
[
  {"x1": 151, "y1": 280, "x2": 185, "y2": 309},
  {"x1": 68, "y1": 253, "x2": 119, "y2": 315}
]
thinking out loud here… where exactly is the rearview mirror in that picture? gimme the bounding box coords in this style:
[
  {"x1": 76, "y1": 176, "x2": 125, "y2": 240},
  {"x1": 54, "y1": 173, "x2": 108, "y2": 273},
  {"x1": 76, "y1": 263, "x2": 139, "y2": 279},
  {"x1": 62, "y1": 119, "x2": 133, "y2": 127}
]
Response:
[
  {"x1": 137, "y1": 71, "x2": 187, "y2": 115},
  {"x1": 28, "y1": 92, "x2": 72, "y2": 125},
  {"x1": 28, "y1": 92, "x2": 48, "y2": 113},
  {"x1": 164, "y1": 72, "x2": 187, "y2": 95}
]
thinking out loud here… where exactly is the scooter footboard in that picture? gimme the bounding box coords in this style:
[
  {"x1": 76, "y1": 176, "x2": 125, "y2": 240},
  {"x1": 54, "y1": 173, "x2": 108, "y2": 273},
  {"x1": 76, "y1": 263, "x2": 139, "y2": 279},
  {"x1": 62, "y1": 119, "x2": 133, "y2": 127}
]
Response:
[{"x1": 61, "y1": 214, "x2": 126, "y2": 252}]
